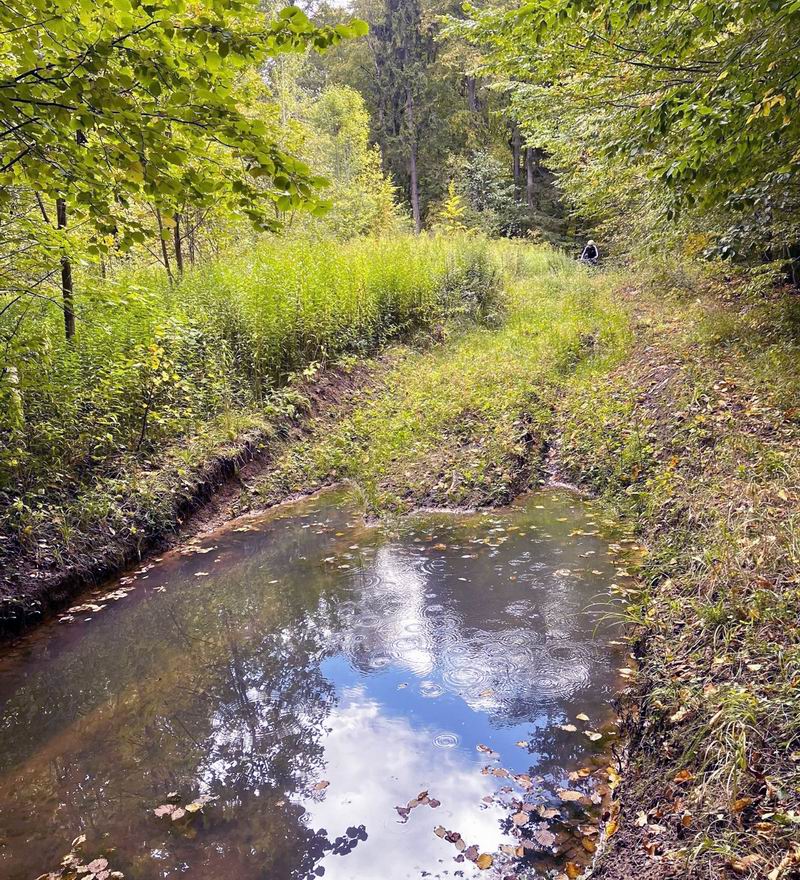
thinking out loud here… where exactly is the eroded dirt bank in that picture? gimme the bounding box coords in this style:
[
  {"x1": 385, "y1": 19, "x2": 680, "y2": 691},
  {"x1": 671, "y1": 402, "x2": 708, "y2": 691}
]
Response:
[{"x1": 0, "y1": 362, "x2": 386, "y2": 638}]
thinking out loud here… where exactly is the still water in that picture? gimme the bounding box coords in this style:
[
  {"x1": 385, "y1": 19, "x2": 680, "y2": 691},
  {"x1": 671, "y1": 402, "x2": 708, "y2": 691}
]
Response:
[{"x1": 0, "y1": 488, "x2": 636, "y2": 879}]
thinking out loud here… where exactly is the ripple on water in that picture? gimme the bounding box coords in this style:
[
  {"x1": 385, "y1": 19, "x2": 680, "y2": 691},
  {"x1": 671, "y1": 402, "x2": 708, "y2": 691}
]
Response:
[
  {"x1": 364, "y1": 653, "x2": 393, "y2": 671},
  {"x1": 442, "y1": 663, "x2": 490, "y2": 692},
  {"x1": 419, "y1": 680, "x2": 445, "y2": 698},
  {"x1": 504, "y1": 599, "x2": 535, "y2": 618},
  {"x1": 432, "y1": 732, "x2": 459, "y2": 749},
  {"x1": 519, "y1": 643, "x2": 599, "y2": 703}
]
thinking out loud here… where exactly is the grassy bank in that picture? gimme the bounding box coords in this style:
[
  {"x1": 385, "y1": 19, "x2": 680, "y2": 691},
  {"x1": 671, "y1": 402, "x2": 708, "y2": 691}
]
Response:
[
  {"x1": 0, "y1": 234, "x2": 498, "y2": 629},
  {"x1": 557, "y1": 267, "x2": 800, "y2": 879},
  {"x1": 250, "y1": 244, "x2": 630, "y2": 514}
]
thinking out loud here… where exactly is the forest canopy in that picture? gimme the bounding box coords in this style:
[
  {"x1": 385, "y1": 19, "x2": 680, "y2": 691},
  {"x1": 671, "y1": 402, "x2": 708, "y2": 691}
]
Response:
[{"x1": 453, "y1": 0, "x2": 800, "y2": 267}]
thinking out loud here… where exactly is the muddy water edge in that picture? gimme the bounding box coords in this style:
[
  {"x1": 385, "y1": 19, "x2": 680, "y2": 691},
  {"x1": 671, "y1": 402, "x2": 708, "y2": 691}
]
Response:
[{"x1": 0, "y1": 487, "x2": 642, "y2": 880}]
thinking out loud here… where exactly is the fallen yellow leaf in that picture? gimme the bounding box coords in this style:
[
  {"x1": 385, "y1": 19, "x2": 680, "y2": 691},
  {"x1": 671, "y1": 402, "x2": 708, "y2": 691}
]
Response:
[{"x1": 476, "y1": 853, "x2": 493, "y2": 870}]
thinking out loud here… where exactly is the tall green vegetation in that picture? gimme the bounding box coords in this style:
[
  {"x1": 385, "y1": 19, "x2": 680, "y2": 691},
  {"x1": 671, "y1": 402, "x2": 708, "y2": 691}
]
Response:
[
  {"x1": 301, "y1": 85, "x2": 404, "y2": 237},
  {"x1": 0, "y1": 0, "x2": 367, "y2": 336},
  {"x1": 454, "y1": 0, "x2": 800, "y2": 273},
  {"x1": 0, "y1": 234, "x2": 498, "y2": 541},
  {"x1": 253, "y1": 244, "x2": 629, "y2": 514}
]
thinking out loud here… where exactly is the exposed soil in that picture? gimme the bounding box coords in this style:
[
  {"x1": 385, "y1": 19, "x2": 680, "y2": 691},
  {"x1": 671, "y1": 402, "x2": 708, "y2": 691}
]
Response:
[
  {"x1": 3, "y1": 278, "x2": 798, "y2": 879},
  {"x1": 0, "y1": 360, "x2": 385, "y2": 641}
]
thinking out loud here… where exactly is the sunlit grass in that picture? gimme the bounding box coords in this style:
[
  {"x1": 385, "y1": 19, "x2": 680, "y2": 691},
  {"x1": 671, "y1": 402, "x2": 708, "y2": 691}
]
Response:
[
  {"x1": 1, "y1": 234, "x2": 499, "y2": 538},
  {"x1": 255, "y1": 243, "x2": 631, "y2": 514}
]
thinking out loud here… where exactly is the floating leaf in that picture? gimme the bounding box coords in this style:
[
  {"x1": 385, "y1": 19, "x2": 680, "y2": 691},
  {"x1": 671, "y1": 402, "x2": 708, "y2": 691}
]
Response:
[
  {"x1": 584, "y1": 731, "x2": 603, "y2": 741},
  {"x1": 533, "y1": 827, "x2": 556, "y2": 847},
  {"x1": 154, "y1": 804, "x2": 175, "y2": 818},
  {"x1": 559, "y1": 724, "x2": 577, "y2": 732},
  {"x1": 476, "y1": 853, "x2": 493, "y2": 870},
  {"x1": 558, "y1": 789, "x2": 584, "y2": 802},
  {"x1": 576, "y1": 713, "x2": 590, "y2": 722}
]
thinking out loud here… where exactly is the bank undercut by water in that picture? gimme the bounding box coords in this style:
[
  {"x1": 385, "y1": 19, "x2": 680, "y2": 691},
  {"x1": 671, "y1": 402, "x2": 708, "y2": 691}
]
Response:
[{"x1": 0, "y1": 234, "x2": 499, "y2": 634}]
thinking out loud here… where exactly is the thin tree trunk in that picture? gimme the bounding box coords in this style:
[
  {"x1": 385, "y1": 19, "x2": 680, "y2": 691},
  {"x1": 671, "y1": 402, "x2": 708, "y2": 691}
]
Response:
[
  {"x1": 56, "y1": 198, "x2": 75, "y2": 341},
  {"x1": 173, "y1": 213, "x2": 184, "y2": 277},
  {"x1": 155, "y1": 208, "x2": 173, "y2": 282},
  {"x1": 466, "y1": 76, "x2": 478, "y2": 112},
  {"x1": 525, "y1": 148, "x2": 536, "y2": 209},
  {"x1": 512, "y1": 126, "x2": 522, "y2": 197},
  {"x1": 187, "y1": 209, "x2": 197, "y2": 266},
  {"x1": 406, "y1": 91, "x2": 422, "y2": 234}
]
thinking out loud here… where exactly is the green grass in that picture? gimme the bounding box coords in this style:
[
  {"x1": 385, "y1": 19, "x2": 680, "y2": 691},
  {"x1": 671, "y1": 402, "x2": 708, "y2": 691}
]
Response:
[
  {"x1": 252, "y1": 244, "x2": 631, "y2": 515},
  {"x1": 557, "y1": 266, "x2": 800, "y2": 877},
  {"x1": 0, "y1": 233, "x2": 498, "y2": 546}
]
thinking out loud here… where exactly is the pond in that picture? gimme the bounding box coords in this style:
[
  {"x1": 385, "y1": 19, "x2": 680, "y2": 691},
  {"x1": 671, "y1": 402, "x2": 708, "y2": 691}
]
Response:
[{"x1": 0, "y1": 487, "x2": 638, "y2": 880}]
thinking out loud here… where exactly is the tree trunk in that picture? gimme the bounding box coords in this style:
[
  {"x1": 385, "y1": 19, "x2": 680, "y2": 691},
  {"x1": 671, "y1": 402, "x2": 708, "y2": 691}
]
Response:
[
  {"x1": 173, "y1": 213, "x2": 184, "y2": 277},
  {"x1": 512, "y1": 126, "x2": 522, "y2": 197},
  {"x1": 187, "y1": 209, "x2": 197, "y2": 266},
  {"x1": 406, "y1": 91, "x2": 422, "y2": 234},
  {"x1": 155, "y1": 208, "x2": 173, "y2": 282},
  {"x1": 56, "y1": 198, "x2": 75, "y2": 341},
  {"x1": 466, "y1": 76, "x2": 478, "y2": 112},
  {"x1": 525, "y1": 148, "x2": 536, "y2": 209}
]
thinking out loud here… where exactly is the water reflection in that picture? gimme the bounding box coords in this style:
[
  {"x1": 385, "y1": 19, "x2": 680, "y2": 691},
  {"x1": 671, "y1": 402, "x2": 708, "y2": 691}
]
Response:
[{"x1": 0, "y1": 488, "x2": 632, "y2": 880}]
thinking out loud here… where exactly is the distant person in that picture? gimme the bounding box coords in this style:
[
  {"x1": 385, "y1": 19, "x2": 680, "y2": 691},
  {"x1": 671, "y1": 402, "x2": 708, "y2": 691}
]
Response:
[{"x1": 580, "y1": 240, "x2": 599, "y2": 264}]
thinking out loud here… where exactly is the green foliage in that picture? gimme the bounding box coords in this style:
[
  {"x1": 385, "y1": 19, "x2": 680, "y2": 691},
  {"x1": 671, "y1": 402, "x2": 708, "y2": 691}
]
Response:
[
  {"x1": 303, "y1": 86, "x2": 406, "y2": 237},
  {"x1": 0, "y1": 0, "x2": 367, "y2": 238},
  {"x1": 301, "y1": 0, "x2": 534, "y2": 232},
  {"x1": 557, "y1": 273, "x2": 800, "y2": 875},
  {"x1": 0, "y1": 234, "x2": 498, "y2": 535},
  {"x1": 455, "y1": 0, "x2": 800, "y2": 264},
  {"x1": 432, "y1": 182, "x2": 470, "y2": 234},
  {"x1": 450, "y1": 150, "x2": 522, "y2": 236}
]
